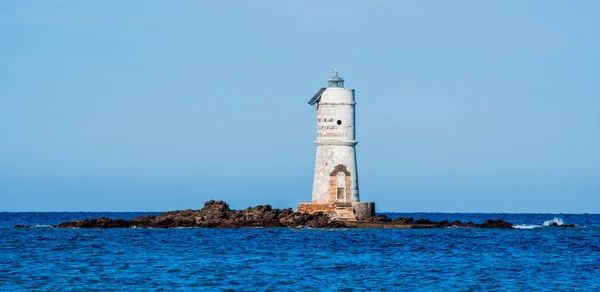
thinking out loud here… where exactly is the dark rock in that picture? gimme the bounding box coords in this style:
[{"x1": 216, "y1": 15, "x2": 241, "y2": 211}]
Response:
[
  {"x1": 434, "y1": 220, "x2": 451, "y2": 228},
  {"x1": 413, "y1": 218, "x2": 435, "y2": 225},
  {"x1": 360, "y1": 215, "x2": 391, "y2": 223},
  {"x1": 52, "y1": 200, "x2": 515, "y2": 229},
  {"x1": 464, "y1": 221, "x2": 476, "y2": 228},
  {"x1": 547, "y1": 222, "x2": 576, "y2": 228},
  {"x1": 392, "y1": 217, "x2": 414, "y2": 224},
  {"x1": 450, "y1": 220, "x2": 464, "y2": 227},
  {"x1": 478, "y1": 219, "x2": 513, "y2": 229},
  {"x1": 58, "y1": 217, "x2": 129, "y2": 228},
  {"x1": 57, "y1": 200, "x2": 346, "y2": 229}
]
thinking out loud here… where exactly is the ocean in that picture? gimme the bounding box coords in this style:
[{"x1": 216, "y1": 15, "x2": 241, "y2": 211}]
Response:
[{"x1": 1, "y1": 212, "x2": 599, "y2": 290}]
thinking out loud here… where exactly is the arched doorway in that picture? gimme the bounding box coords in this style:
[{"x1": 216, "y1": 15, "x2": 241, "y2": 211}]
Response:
[{"x1": 330, "y1": 164, "x2": 351, "y2": 202}]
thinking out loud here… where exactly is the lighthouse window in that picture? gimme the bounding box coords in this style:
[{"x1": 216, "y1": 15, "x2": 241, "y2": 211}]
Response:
[
  {"x1": 337, "y1": 120, "x2": 342, "y2": 125},
  {"x1": 328, "y1": 81, "x2": 344, "y2": 88}
]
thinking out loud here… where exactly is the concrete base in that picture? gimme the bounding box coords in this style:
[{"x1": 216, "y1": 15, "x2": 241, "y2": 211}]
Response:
[{"x1": 351, "y1": 202, "x2": 375, "y2": 219}]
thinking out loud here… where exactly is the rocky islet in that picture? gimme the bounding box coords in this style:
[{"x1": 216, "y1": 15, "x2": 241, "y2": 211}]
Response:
[{"x1": 17, "y1": 200, "x2": 523, "y2": 229}]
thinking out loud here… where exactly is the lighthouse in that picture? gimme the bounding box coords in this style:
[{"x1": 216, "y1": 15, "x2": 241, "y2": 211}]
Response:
[{"x1": 298, "y1": 69, "x2": 375, "y2": 220}]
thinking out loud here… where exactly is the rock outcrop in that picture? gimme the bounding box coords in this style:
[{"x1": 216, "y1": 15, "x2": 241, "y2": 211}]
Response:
[
  {"x1": 360, "y1": 215, "x2": 513, "y2": 229},
  {"x1": 546, "y1": 222, "x2": 576, "y2": 228},
  {"x1": 57, "y1": 200, "x2": 347, "y2": 229},
  {"x1": 50, "y1": 200, "x2": 515, "y2": 229}
]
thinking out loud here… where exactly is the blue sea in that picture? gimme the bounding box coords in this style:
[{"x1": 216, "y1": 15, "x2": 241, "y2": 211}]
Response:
[{"x1": 1, "y1": 212, "x2": 599, "y2": 291}]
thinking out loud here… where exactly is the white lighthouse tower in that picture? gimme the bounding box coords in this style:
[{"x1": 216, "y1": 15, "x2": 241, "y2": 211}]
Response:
[{"x1": 298, "y1": 69, "x2": 375, "y2": 220}]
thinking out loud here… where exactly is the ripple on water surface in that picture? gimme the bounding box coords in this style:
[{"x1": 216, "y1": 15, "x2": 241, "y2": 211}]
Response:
[{"x1": 1, "y1": 212, "x2": 600, "y2": 290}]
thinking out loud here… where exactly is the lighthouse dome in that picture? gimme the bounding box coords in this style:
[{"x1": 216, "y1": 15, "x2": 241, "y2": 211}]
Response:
[{"x1": 328, "y1": 68, "x2": 344, "y2": 88}]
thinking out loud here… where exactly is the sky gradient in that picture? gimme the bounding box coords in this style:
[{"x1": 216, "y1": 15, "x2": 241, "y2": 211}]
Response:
[{"x1": 1, "y1": 1, "x2": 599, "y2": 212}]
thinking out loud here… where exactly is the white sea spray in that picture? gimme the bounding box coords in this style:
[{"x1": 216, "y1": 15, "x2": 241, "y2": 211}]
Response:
[{"x1": 543, "y1": 217, "x2": 564, "y2": 226}]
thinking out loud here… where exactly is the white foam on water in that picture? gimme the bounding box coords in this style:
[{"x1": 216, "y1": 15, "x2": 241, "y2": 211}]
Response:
[
  {"x1": 513, "y1": 224, "x2": 542, "y2": 229},
  {"x1": 543, "y1": 217, "x2": 564, "y2": 226},
  {"x1": 33, "y1": 224, "x2": 53, "y2": 228}
]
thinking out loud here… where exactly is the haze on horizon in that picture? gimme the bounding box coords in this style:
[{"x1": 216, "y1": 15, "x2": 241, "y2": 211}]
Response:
[{"x1": 1, "y1": 1, "x2": 598, "y2": 213}]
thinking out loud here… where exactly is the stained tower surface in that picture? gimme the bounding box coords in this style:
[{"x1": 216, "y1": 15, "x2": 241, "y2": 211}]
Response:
[{"x1": 298, "y1": 69, "x2": 375, "y2": 220}]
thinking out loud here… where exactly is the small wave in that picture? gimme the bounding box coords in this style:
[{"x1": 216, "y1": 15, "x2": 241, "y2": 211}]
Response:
[
  {"x1": 543, "y1": 218, "x2": 564, "y2": 227},
  {"x1": 513, "y1": 224, "x2": 542, "y2": 229},
  {"x1": 19, "y1": 224, "x2": 55, "y2": 228},
  {"x1": 289, "y1": 226, "x2": 312, "y2": 230},
  {"x1": 13, "y1": 224, "x2": 55, "y2": 229}
]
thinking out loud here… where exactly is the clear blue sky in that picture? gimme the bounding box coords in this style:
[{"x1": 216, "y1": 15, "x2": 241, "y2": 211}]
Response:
[{"x1": 1, "y1": 1, "x2": 598, "y2": 212}]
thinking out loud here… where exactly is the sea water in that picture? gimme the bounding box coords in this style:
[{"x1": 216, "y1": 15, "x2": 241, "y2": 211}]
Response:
[{"x1": 1, "y1": 212, "x2": 599, "y2": 290}]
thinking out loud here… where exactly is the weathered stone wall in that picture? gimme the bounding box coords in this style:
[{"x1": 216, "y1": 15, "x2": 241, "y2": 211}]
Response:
[
  {"x1": 311, "y1": 87, "x2": 359, "y2": 204},
  {"x1": 297, "y1": 202, "x2": 357, "y2": 221},
  {"x1": 297, "y1": 203, "x2": 336, "y2": 214}
]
